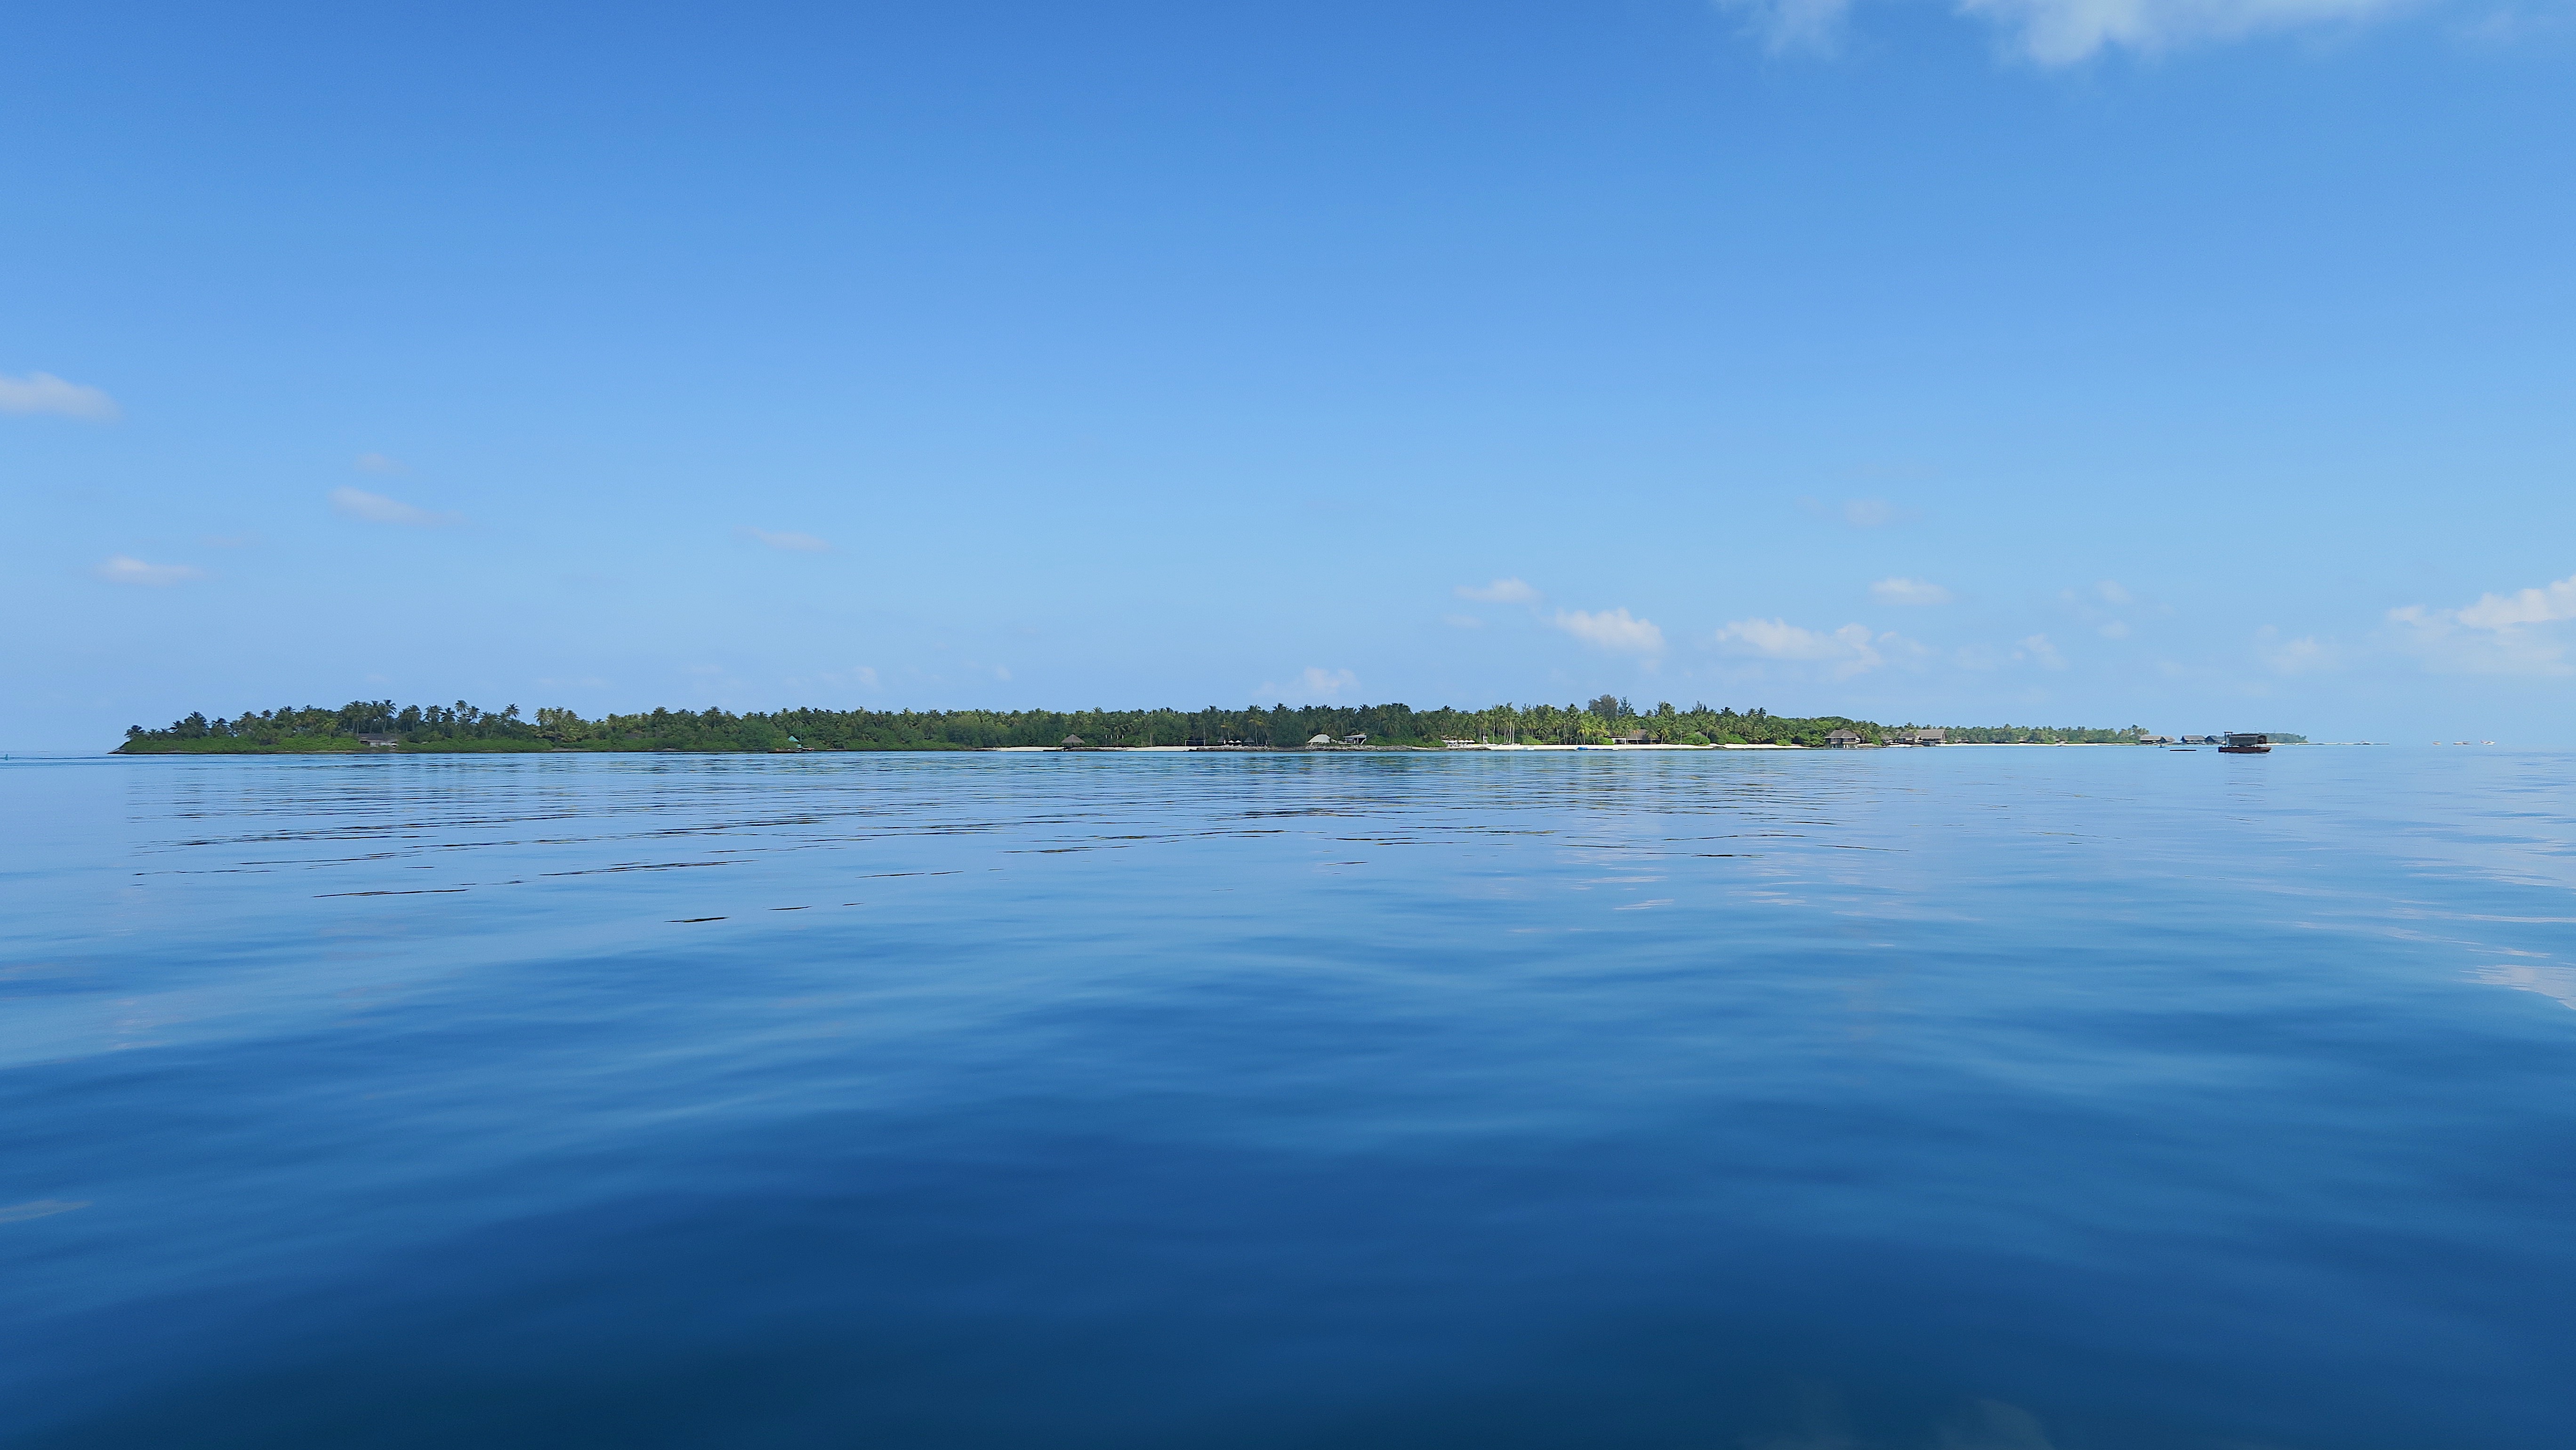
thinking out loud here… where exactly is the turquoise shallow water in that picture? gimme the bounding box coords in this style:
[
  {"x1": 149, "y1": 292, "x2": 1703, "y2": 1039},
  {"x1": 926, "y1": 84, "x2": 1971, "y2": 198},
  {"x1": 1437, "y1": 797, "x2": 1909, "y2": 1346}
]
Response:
[{"x1": 2, "y1": 748, "x2": 2572, "y2": 1448}]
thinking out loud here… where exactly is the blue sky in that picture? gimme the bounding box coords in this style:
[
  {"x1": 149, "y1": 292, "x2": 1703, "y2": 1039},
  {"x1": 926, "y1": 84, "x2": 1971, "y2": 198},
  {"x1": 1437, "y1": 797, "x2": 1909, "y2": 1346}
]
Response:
[{"x1": 8, "y1": 1, "x2": 2574, "y2": 746}]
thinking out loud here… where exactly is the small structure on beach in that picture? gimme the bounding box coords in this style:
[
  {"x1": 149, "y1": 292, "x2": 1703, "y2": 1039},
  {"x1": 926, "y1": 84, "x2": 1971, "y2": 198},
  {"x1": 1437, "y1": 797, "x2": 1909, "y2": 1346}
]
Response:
[
  {"x1": 1308, "y1": 733, "x2": 1333, "y2": 747},
  {"x1": 356, "y1": 734, "x2": 399, "y2": 749},
  {"x1": 1061, "y1": 735, "x2": 1085, "y2": 749},
  {"x1": 1826, "y1": 728, "x2": 1862, "y2": 748},
  {"x1": 1900, "y1": 728, "x2": 1946, "y2": 746}
]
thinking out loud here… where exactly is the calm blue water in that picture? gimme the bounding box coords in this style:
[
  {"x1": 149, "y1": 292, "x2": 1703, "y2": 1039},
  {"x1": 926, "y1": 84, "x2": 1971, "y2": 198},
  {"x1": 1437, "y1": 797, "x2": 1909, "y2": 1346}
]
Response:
[{"x1": 3, "y1": 749, "x2": 2572, "y2": 1448}]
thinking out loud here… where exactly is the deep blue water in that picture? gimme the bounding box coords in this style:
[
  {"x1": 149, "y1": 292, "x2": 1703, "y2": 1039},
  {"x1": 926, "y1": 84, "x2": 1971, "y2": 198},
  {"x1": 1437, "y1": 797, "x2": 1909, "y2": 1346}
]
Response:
[{"x1": 3, "y1": 748, "x2": 2572, "y2": 1448}]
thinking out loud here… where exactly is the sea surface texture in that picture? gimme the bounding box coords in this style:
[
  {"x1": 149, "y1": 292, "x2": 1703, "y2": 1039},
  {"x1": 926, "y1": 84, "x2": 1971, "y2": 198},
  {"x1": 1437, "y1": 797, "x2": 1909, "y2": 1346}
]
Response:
[{"x1": 3, "y1": 749, "x2": 2571, "y2": 1448}]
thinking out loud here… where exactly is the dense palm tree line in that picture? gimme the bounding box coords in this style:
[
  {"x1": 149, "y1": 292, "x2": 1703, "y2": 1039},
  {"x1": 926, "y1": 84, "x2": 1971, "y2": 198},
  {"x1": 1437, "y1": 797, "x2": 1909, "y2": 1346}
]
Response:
[{"x1": 118, "y1": 697, "x2": 2147, "y2": 752}]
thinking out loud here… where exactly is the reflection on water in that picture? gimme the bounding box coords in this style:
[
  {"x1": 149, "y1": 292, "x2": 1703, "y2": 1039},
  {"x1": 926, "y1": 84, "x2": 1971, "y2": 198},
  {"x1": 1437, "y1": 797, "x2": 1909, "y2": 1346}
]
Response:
[
  {"x1": 2471, "y1": 961, "x2": 2576, "y2": 1011},
  {"x1": 3, "y1": 749, "x2": 2573, "y2": 1448}
]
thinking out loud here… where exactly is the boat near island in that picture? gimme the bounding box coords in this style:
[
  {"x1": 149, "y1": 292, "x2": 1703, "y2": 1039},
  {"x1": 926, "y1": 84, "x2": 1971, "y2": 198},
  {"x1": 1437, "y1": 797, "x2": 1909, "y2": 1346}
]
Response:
[{"x1": 2219, "y1": 733, "x2": 2271, "y2": 755}]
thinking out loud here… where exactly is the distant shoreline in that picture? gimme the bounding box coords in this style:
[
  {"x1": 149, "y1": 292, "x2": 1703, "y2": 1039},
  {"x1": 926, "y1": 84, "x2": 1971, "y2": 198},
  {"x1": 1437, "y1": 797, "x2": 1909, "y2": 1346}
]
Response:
[
  {"x1": 114, "y1": 700, "x2": 2238, "y2": 755},
  {"x1": 112, "y1": 738, "x2": 2221, "y2": 757}
]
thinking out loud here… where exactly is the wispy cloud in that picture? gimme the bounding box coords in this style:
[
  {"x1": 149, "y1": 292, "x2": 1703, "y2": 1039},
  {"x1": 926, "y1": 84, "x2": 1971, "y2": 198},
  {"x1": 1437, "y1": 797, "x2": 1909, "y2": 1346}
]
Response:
[
  {"x1": 740, "y1": 526, "x2": 831, "y2": 553},
  {"x1": 2389, "y1": 572, "x2": 2576, "y2": 675},
  {"x1": 1456, "y1": 577, "x2": 1540, "y2": 604},
  {"x1": 1443, "y1": 613, "x2": 1485, "y2": 629},
  {"x1": 2014, "y1": 633, "x2": 2068, "y2": 669},
  {"x1": 2256, "y1": 626, "x2": 2335, "y2": 674},
  {"x1": 1714, "y1": 617, "x2": 1896, "y2": 676},
  {"x1": 1958, "y1": 0, "x2": 2410, "y2": 64},
  {"x1": 96, "y1": 555, "x2": 204, "y2": 586},
  {"x1": 1721, "y1": 0, "x2": 2413, "y2": 66},
  {"x1": 782, "y1": 664, "x2": 881, "y2": 694},
  {"x1": 2059, "y1": 578, "x2": 2162, "y2": 638},
  {"x1": 1718, "y1": 618, "x2": 1839, "y2": 657},
  {"x1": 1718, "y1": 0, "x2": 1853, "y2": 51},
  {"x1": 1870, "y1": 576, "x2": 1953, "y2": 606},
  {"x1": 0, "y1": 372, "x2": 119, "y2": 421},
  {"x1": 1553, "y1": 607, "x2": 1666, "y2": 655},
  {"x1": 331, "y1": 486, "x2": 465, "y2": 527},
  {"x1": 354, "y1": 452, "x2": 407, "y2": 474},
  {"x1": 1258, "y1": 667, "x2": 1360, "y2": 701},
  {"x1": 1798, "y1": 496, "x2": 1915, "y2": 529},
  {"x1": 2452, "y1": 573, "x2": 2576, "y2": 629}
]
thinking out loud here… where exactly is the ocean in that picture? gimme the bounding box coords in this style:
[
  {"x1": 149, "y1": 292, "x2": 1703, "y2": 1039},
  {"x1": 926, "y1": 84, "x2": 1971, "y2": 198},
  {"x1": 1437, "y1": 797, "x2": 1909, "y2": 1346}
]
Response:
[{"x1": 3, "y1": 748, "x2": 2570, "y2": 1447}]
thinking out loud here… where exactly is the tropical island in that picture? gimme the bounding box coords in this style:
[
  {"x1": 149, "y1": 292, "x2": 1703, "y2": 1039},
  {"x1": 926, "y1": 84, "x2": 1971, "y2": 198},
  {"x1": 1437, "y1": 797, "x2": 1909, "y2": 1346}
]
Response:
[{"x1": 117, "y1": 698, "x2": 2166, "y2": 753}]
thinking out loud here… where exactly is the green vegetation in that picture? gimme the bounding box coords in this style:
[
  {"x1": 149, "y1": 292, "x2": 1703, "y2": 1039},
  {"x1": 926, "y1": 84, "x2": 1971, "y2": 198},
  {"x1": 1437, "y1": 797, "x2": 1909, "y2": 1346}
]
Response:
[
  {"x1": 122, "y1": 702, "x2": 554, "y2": 752},
  {"x1": 1912, "y1": 724, "x2": 2155, "y2": 744},
  {"x1": 117, "y1": 697, "x2": 2157, "y2": 754}
]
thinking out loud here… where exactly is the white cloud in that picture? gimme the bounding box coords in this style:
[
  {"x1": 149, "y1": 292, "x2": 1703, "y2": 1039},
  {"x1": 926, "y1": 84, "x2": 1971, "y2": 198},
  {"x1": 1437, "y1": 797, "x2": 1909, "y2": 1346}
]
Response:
[
  {"x1": 789, "y1": 664, "x2": 882, "y2": 694},
  {"x1": 2059, "y1": 578, "x2": 2163, "y2": 635},
  {"x1": 1456, "y1": 577, "x2": 1540, "y2": 604},
  {"x1": 331, "y1": 486, "x2": 464, "y2": 527},
  {"x1": 2389, "y1": 572, "x2": 2576, "y2": 675},
  {"x1": 0, "y1": 372, "x2": 119, "y2": 421},
  {"x1": 96, "y1": 555, "x2": 203, "y2": 586},
  {"x1": 2258, "y1": 630, "x2": 2333, "y2": 674},
  {"x1": 1257, "y1": 666, "x2": 1360, "y2": 701},
  {"x1": 1870, "y1": 576, "x2": 1953, "y2": 606},
  {"x1": 354, "y1": 452, "x2": 407, "y2": 474},
  {"x1": 1256, "y1": 668, "x2": 1361, "y2": 701},
  {"x1": 1553, "y1": 607, "x2": 1666, "y2": 655},
  {"x1": 1956, "y1": 0, "x2": 2409, "y2": 64},
  {"x1": 1718, "y1": 617, "x2": 1863, "y2": 661},
  {"x1": 1721, "y1": 0, "x2": 2412, "y2": 66},
  {"x1": 1719, "y1": 0, "x2": 1853, "y2": 51},
  {"x1": 2015, "y1": 633, "x2": 2068, "y2": 669},
  {"x1": 1714, "y1": 616, "x2": 1898, "y2": 676},
  {"x1": 1796, "y1": 496, "x2": 1921, "y2": 529},
  {"x1": 1304, "y1": 666, "x2": 1358, "y2": 697},
  {"x1": 740, "y1": 526, "x2": 831, "y2": 553},
  {"x1": 2453, "y1": 573, "x2": 2576, "y2": 629}
]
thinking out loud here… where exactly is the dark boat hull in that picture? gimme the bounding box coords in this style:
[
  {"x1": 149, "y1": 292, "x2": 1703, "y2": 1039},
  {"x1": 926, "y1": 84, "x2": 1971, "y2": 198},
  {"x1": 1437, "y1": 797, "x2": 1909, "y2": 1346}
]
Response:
[{"x1": 2218, "y1": 745, "x2": 2270, "y2": 754}]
